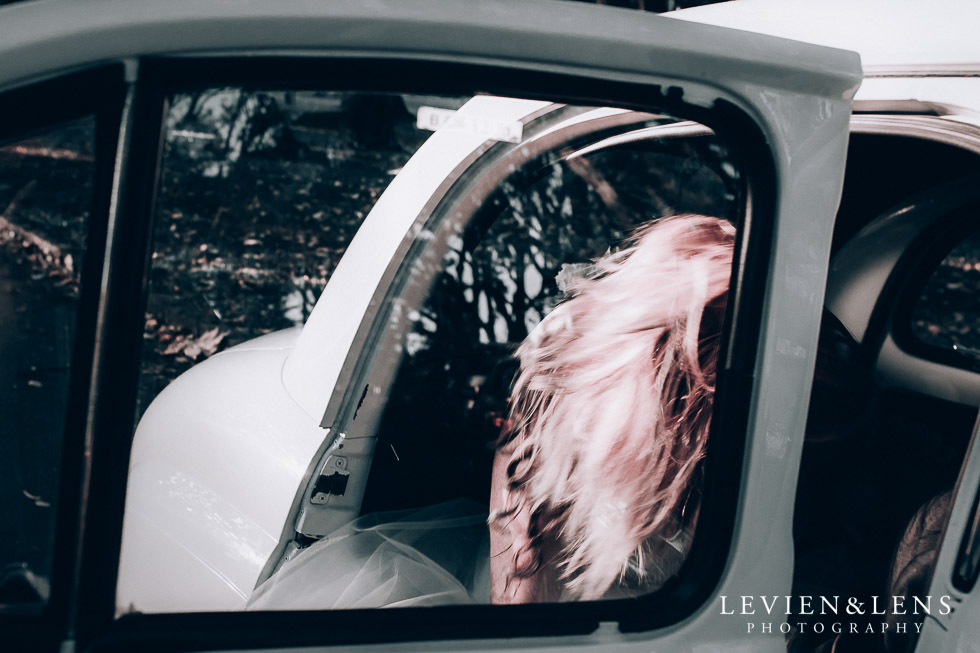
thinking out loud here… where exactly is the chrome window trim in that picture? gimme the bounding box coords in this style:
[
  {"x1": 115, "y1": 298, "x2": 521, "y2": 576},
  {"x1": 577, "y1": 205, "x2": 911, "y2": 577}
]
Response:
[
  {"x1": 864, "y1": 65, "x2": 980, "y2": 79},
  {"x1": 851, "y1": 113, "x2": 980, "y2": 155}
]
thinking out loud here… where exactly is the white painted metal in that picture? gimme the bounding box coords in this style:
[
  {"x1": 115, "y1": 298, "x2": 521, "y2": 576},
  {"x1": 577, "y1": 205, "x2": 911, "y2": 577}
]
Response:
[
  {"x1": 0, "y1": 0, "x2": 867, "y2": 649},
  {"x1": 668, "y1": 0, "x2": 980, "y2": 76}
]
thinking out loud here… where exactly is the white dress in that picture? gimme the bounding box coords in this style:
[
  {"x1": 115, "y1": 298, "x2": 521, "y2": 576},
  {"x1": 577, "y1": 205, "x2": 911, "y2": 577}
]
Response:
[{"x1": 247, "y1": 499, "x2": 491, "y2": 610}]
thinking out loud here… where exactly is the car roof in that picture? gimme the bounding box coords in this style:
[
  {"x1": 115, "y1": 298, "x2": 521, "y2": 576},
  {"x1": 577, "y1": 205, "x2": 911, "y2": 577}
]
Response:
[{"x1": 668, "y1": 0, "x2": 980, "y2": 76}]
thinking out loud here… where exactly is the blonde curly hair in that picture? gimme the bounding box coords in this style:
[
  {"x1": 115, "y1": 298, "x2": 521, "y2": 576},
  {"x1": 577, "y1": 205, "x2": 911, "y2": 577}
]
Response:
[{"x1": 490, "y1": 214, "x2": 734, "y2": 602}]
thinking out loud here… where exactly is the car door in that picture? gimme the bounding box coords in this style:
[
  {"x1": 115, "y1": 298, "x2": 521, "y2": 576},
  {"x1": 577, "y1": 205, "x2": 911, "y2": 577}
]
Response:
[
  {"x1": 920, "y1": 395, "x2": 980, "y2": 653},
  {"x1": 0, "y1": 0, "x2": 860, "y2": 651},
  {"x1": 856, "y1": 192, "x2": 980, "y2": 653},
  {"x1": 793, "y1": 173, "x2": 980, "y2": 653}
]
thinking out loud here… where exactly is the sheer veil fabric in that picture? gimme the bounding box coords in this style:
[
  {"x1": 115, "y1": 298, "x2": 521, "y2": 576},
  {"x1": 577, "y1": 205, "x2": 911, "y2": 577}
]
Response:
[
  {"x1": 247, "y1": 500, "x2": 491, "y2": 610},
  {"x1": 246, "y1": 497, "x2": 689, "y2": 609}
]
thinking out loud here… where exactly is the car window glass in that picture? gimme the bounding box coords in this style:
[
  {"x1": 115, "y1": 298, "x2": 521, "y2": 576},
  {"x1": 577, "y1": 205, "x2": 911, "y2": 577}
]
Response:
[
  {"x1": 120, "y1": 89, "x2": 466, "y2": 613},
  {"x1": 135, "y1": 89, "x2": 436, "y2": 417},
  {"x1": 911, "y1": 226, "x2": 980, "y2": 368},
  {"x1": 0, "y1": 117, "x2": 95, "y2": 604},
  {"x1": 347, "y1": 126, "x2": 739, "y2": 607},
  {"x1": 361, "y1": 140, "x2": 736, "y2": 511},
  {"x1": 118, "y1": 90, "x2": 741, "y2": 614}
]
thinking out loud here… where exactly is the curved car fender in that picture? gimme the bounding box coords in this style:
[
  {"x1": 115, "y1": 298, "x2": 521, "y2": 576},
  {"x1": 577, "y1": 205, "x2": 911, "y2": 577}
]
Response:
[{"x1": 117, "y1": 328, "x2": 326, "y2": 612}]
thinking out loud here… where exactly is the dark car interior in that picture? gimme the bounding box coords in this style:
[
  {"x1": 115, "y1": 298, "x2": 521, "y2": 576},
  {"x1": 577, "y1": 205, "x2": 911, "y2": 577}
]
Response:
[{"x1": 790, "y1": 132, "x2": 980, "y2": 652}]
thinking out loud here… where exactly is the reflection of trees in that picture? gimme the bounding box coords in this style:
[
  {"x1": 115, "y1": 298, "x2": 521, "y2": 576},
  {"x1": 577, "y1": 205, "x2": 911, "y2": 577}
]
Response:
[
  {"x1": 138, "y1": 90, "x2": 426, "y2": 415},
  {"x1": 0, "y1": 118, "x2": 95, "y2": 590},
  {"x1": 424, "y1": 143, "x2": 739, "y2": 356},
  {"x1": 364, "y1": 137, "x2": 740, "y2": 513},
  {"x1": 168, "y1": 90, "x2": 301, "y2": 178},
  {"x1": 0, "y1": 119, "x2": 94, "y2": 299},
  {"x1": 913, "y1": 231, "x2": 980, "y2": 362}
]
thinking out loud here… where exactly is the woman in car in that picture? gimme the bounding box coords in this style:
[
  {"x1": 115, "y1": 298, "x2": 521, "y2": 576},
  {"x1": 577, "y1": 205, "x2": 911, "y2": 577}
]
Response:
[{"x1": 489, "y1": 214, "x2": 734, "y2": 603}]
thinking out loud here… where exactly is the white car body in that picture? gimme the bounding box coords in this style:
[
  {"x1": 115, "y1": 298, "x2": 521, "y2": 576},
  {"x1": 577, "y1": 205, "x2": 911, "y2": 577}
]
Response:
[
  {"x1": 115, "y1": 0, "x2": 980, "y2": 641},
  {"x1": 7, "y1": 0, "x2": 980, "y2": 651}
]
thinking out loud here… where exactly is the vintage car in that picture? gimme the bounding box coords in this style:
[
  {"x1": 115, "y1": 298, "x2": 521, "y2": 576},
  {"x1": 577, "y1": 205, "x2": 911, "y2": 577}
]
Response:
[{"x1": 0, "y1": 0, "x2": 977, "y2": 651}]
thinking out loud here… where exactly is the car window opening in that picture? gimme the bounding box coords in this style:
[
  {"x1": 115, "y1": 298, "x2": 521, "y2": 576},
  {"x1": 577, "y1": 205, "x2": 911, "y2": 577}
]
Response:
[
  {"x1": 118, "y1": 89, "x2": 743, "y2": 616},
  {"x1": 792, "y1": 140, "x2": 980, "y2": 651}
]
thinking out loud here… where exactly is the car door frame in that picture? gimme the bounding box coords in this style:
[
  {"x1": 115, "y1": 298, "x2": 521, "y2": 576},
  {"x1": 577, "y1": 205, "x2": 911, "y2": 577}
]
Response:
[
  {"x1": 917, "y1": 410, "x2": 980, "y2": 650},
  {"x1": 0, "y1": 65, "x2": 127, "y2": 652},
  {"x1": 0, "y1": 0, "x2": 861, "y2": 650},
  {"x1": 103, "y1": 56, "x2": 784, "y2": 651}
]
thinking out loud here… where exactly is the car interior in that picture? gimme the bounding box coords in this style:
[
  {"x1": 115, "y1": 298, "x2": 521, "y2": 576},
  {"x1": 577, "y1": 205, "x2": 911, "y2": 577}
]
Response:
[{"x1": 790, "y1": 132, "x2": 980, "y2": 652}]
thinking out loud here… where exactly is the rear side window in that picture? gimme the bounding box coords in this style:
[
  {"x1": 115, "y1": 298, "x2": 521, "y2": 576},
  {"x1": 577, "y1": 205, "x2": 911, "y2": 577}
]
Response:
[{"x1": 0, "y1": 117, "x2": 95, "y2": 604}]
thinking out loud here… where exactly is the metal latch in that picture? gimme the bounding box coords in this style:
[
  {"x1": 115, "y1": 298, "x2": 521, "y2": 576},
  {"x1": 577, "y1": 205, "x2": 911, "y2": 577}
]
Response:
[{"x1": 310, "y1": 455, "x2": 348, "y2": 504}]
